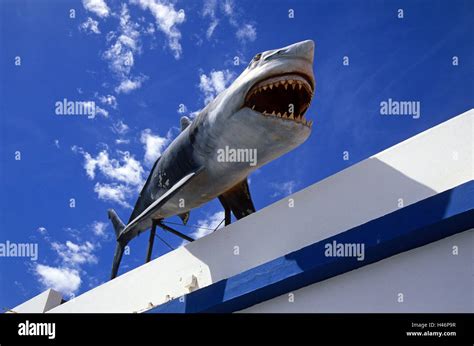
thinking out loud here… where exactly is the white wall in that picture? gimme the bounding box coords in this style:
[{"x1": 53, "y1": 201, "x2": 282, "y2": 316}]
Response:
[
  {"x1": 22, "y1": 109, "x2": 470, "y2": 313},
  {"x1": 242, "y1": 230, "x2": 474, "y2": 312}
]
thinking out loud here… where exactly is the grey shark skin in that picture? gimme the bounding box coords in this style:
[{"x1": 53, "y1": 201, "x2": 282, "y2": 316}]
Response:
[{"x1": 109, "y1": 40, "x2": 316, "y2": 278}]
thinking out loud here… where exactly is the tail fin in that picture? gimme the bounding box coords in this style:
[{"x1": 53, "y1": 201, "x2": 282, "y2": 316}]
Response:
[
  {"x1": 108, "y1": 209, "x2": 127, "y2": 280},
  {"x1": 108, "y1": 209, "x2": 125, "y2": 239}
]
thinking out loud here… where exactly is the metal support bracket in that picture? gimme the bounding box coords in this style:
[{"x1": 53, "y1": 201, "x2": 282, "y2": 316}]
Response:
[{"x1": 145, "y1": 221, "x2": 157, "y2": 263}]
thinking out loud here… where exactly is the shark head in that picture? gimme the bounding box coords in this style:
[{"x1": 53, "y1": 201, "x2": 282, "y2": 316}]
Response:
[
  {"x1": 201, "y1": 40, "x2": 315, "y2": 171},
  {"x1": 237, "y1": 39, "x2": 314, "y2": 124}
]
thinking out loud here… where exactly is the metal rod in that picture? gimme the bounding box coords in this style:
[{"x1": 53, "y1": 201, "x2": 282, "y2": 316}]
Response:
[
  {"x1": 111, "y1": 241, "x2": 125, "y2": 280},
  {"x1": 157, "y1": 221, "x2": 195, "y2": 242},
  {"x1": 145, "y1": 222, "x2": 157, "y2": 263},
  {"x1": 225, "y1": 206, "x2": 231, "y2": 226}
]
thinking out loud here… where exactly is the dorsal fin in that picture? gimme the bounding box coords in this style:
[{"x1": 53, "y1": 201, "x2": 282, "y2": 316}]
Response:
[{"x1": 180, "y1": 116, "x2": 191, "y2": 132}]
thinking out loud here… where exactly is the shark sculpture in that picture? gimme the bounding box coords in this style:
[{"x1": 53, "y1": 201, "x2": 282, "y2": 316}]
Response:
[{"x1": 108, "y1": 40, "x2": 316, "y2": 279}]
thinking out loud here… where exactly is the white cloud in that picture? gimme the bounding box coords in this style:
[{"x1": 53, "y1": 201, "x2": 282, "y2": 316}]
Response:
[
  {"x1": 112, "y1": 120, "x2": 129, "y2": 135},
  {"x1": 95, "y1": 106, "x2": 109, "y2": 118},
  {"x1": 92, "y1": 221, "x2": 108, "y2": 237},
  {"x1": 82, "y1": 0, "x2": 110, "y2": 18},
  {"x1": 189, "y1": 211, "x2": 224, "y2": 240},
  {"x1": 236, "y1": 24, "x2": 256, "y2": 42},
  {"x1": 140, "y1": 129, "x2": 170, "y2": 166},
  {"x1": 131, "y1": 0, "x2": 186, "y2": 59},
  {"x1": 104, "y1": 41, "x2": 135, "y2": 76},
  {"x1": 35, "y1": 264, "x2": 81, "y2": 298},
  {"x1": 54, "y1": 140, "x2": 60, "y2": 148},
  {"x1": 99, "y1": 94, "x2": 117, "y2": 109},
  {"x1": 33, "y1": 221, "x2": 107, "y2": 298},
  {"x1": 199, "y1": 69, "x2": 235, "y2": 104},
  {"x1": 104, "y1": 4, "x2": 140, "y2": 74},
  {"x1": 51, "y1": 241, "x2": 97, "y2": 266},
  {"x1": 103, "y1": 4, "x2": 145, "y2": 93},
  {"x1": 206, "y1": 20, "x2": 219, "y2": 39},
  {"x1": 221, "y1": 0, "x2": 234, "y2": 16},
  {"x1": 115, "y1": 77, "x2": 145, "y2": 94},
  {"x1": 144, "y1": 22, "x2": 155, "y2": 35},
  {"x1": 201, "y1": 0, "x2": 256, "y2": 43},
  {"x1": 73, "y1": 146, "x2": 145, "y2": 208},
  {"x1": 271, "y1": 180, "x2": 297, "y2": 198},
  {"x1": 115, "y1": 139, "x2": 130, "y2": 145},
  {"x1": 82, "y1": 150, "x2": 144, "y2": 186},
  {"x1": 94, "y1": 182, "x2": 133, "y2": 208},
  {"x1": 202, "y1": 0, "x2": 219, "y2": 39},
  {"x1": 34, "y1": 233, "x2": 100, "y2": 297},
  {"x1": 80, "y1": 17, "x2": 101, "y2": 34}
]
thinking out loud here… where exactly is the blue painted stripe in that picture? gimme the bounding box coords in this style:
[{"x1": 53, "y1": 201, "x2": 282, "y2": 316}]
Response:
[{"x1": 148, "y1": 181, "x2": 474, "y2": 313}]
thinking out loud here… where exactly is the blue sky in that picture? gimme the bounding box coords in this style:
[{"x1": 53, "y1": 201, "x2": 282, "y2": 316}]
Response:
[{"x1": 0, "y1": 0, "x2": 472, "y2": 309}]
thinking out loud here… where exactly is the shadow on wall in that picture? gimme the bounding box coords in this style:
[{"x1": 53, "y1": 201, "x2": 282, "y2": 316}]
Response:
[{"x1": 180, "y1": 158, "x2": 453, "y2": 312}]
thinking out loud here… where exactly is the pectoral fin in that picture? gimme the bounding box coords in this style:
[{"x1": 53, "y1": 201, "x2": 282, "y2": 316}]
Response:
[{"x1": 218, "y1": 178, "x2": 256, "y2": 220}]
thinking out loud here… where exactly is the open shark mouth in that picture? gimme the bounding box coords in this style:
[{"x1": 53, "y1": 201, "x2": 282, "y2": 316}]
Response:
[{"x1": 244, "y1": 73, "x2": 314, "y2": 127}]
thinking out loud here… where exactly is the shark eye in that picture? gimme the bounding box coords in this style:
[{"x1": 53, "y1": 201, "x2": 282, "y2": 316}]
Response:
[
  {"x1": 253, "y1": 53, "x2": 262, "y2": 61},
  {"x1": 247, "y1": 53, "x2": 262, "y2": 69}
]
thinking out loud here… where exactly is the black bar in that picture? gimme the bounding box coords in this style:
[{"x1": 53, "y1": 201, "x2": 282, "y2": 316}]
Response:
[
  {"x1": 158, "y1": 221, "x2": 194, "y2": 242},
  {"x1": 0, "y1": 313, "x2": 472, "y2": 345}
]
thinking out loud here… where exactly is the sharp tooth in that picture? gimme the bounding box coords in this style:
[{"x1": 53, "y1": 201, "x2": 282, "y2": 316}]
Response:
[
  {"x1": 269, "y1": 84, "x2": 273, "y2": 90},
  {"x1": 263, "y1": 86, "x2": 267, "y2": 91},
  {"x1": 299, "y1": 84, "x2": 302, "y2": 90},
  {"x1": 292, "y1": 84, "x2": 296, "y2": 90},
  {"x1": 263, "y1": 110, "x2": 267, "y2": 114},
  {"x1": 283, "y1": 112, "x2": 288, "y2": 118},
  {"x1": 289, "y1": 113, "x2": 294, "y2": 119},
  {"x1": 284, "y1": 84, "x2": 288, "y2": 90},
  {"x1": 252, "y1": 105, "x2": 255, "y2": 110},
  {"x1": 288, "y1": 80, "x2": 294, "y2": 84},
  {"x1": 272, "y1": 111, "x2": 276, "y2": 115},
  {"x1": 308, "y1": 120, "x2": 313, "y2": 127},
  {"x1": 277, "y1": 112, "x2": 281, "y2": 117}
]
